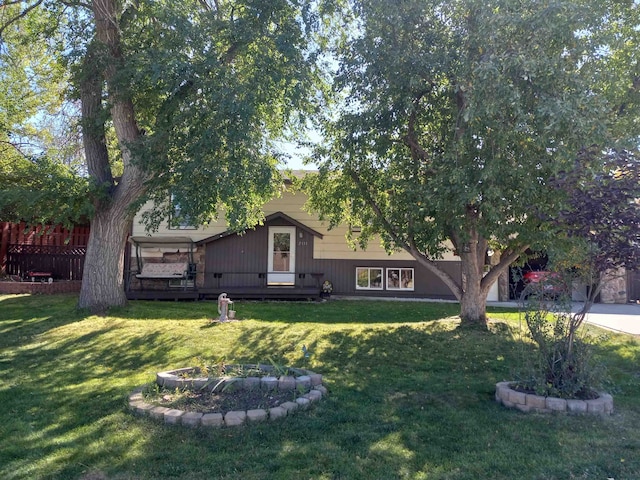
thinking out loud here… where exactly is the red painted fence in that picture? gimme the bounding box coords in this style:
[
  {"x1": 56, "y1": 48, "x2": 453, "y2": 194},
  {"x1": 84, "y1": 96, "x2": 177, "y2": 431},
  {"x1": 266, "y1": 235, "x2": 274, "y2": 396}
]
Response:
[{"x1": 0, "y1": 222, "x2": 90, "y2": 280}]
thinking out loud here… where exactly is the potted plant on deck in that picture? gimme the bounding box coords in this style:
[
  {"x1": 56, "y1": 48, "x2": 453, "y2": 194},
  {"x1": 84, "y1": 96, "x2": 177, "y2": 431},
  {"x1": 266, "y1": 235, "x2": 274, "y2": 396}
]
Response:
[{"x1": 320, "y1": 280, "x2": 333, "y2": 299}]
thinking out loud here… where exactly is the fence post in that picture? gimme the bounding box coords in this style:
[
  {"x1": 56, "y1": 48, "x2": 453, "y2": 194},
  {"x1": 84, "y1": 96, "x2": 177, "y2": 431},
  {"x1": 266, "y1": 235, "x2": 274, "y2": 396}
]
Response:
[{"x1": 0, "y1": 222, "x2": 9, "y2": 275}]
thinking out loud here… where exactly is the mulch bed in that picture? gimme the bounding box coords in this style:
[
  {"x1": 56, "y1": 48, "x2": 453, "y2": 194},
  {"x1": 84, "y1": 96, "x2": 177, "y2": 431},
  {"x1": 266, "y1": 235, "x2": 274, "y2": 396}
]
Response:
[{"x1": 145, "y1": 387, "x2": 297, "y2": 414}]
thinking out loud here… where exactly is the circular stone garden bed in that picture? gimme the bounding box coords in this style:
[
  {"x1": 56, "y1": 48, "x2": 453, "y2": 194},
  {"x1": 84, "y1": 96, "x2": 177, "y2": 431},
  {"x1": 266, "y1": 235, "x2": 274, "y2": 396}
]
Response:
[
  {"x1": 128, "y1": 364, "x2": 327, "y2": 428},
  {"x1": 495, "y1": 381, "x2": 613, "y2": 415}
]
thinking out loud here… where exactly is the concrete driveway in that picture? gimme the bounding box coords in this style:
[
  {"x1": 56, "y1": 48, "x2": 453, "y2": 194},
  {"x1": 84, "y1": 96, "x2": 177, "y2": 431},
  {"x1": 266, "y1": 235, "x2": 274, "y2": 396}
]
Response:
[
  {"x1": 578, "y1": 303, "x2": 640, "y2": 336},
  {"x1": 488, "y1": 301, "x2": 640, "y2": 335}
]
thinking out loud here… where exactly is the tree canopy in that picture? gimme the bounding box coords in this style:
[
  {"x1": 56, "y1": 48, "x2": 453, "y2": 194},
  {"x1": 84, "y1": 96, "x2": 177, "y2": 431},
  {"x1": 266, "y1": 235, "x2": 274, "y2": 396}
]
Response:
[
  {"x1": 548, "y1": 147, "x2": 640, "y2": 301},
  {"x1": 1, "y1": 0, "x2": 329, "y2": 309},
  {"x1": 0, "y1": 2, "x2": 90, "y2": 224},
  {"x1": 305, "y1": 0, "x2": 640, "y2": 325}
]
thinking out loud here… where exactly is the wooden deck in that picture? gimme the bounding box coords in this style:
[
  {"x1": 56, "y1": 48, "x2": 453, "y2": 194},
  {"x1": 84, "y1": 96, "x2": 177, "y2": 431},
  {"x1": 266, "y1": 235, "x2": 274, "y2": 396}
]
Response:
[
  {"x1": 126, "y1": 286, "x2": 321, "y2": 301},
  {"x1": 198, "y1": 286, "x2": 321, "y2": 301},
  {"x1": 125, "y1": 267, "x2": 323, "y2": 301},
  {"x1": 126, "y1": 289, "x2": 200, "y2": 301},
  {"x1": 126, "y1": 288, "x2": 320, "y2": 301}
]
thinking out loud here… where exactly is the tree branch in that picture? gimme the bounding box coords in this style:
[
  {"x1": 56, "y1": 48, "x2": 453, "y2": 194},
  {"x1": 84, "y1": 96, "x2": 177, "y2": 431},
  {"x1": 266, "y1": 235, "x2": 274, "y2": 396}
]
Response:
[
  {"x1": 402, "y1": 89, "x2": 437, "y2": 174},
  {"x1": 349, "y1": 167, "x2": 463, "y2": 299},
  {"x1": 407, "y1": 234, "x2": 463, "y2": 300},
  {"x1": 79, "y1": 41, "x2": 113, "y2": 189},
  {"x1": 0, "y1": 0, "x2": 44, "y2": 37},
  {"x1": 0, "y1": 138, "x2": 33, "y2": 158},
  {"x1": 347, "y1": 168, "x2": 407, "y2": 249},
  {"x1": 481, "y1": 245, "x2": 528, "y2": 292}
]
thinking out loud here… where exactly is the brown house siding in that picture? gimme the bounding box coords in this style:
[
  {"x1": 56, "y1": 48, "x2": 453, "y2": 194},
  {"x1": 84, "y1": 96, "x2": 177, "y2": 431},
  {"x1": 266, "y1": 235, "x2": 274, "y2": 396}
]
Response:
[
  {"x1": 201, "y1": 218, "x2": 459, "y2": 299},
  {"x1": 322, "y1": 259, "x2": 460, "y2": 299}
]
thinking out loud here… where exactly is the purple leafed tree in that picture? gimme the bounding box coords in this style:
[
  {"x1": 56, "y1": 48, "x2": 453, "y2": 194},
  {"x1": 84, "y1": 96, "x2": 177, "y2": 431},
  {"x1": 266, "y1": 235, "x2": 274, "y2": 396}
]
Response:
[
  {"x1": 550, "y1": 147, "x2": 640, "y2": 349},
  {"x1": 555, "y1": 147, "x2": 640, "y2": 301},
  {"x1": 518, "y1": 148, "x2": 639, "y2": 397}
]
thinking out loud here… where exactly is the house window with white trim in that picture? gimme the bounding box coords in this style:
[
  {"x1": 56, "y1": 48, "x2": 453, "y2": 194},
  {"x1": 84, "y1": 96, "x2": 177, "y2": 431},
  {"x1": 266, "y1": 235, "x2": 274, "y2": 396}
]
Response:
[
  {"x1": 356, "y1": 267, "x2": 383, "y2": 290},
  {"x1": 386, "y1": 268, "x2": 414, "y2": 291},
  {"x1": 169, "y1": 194, "x2": 197, "y2": 230}
]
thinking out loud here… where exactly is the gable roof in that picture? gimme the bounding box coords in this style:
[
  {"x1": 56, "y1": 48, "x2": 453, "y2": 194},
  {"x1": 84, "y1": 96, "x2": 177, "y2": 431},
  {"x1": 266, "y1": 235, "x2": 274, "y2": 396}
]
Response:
[{"x1": 196, "y1": 211, "x2": 323, "y2": 246}]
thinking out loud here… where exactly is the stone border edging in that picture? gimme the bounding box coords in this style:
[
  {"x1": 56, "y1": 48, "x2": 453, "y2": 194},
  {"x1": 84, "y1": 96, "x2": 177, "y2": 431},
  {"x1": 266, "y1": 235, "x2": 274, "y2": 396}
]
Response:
[
  {"x1": 495, "y1": 381, "x2": 613, "y2": 415},
  {"x1": 0, "y1": 280, "x2": 81, "y2": 295},
  {"x1": 128, "y1": 365, "x2": 327, "y2": 428}
]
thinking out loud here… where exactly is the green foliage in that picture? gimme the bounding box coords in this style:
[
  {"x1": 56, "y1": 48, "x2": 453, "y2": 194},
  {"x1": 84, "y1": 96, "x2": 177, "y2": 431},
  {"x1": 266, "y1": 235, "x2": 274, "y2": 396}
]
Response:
[
  {"x1": 305, "y1": 0, "x2": 640, "y2": 323},
  {"x1": 517, "y1": 300, "x2": 609, "y2": 399},
  {"x1": 0, "y1": 155, "x2": 93, "y2": 225},
  {"x1": 0, "y1": 2, "x2": 83, "y2": 168},
  {"x1": 115, "y1": 0, "x2": 329, "y2": 231},
  {"x1": 265, "y1": 355, "x2": 290, "y2": 377},
  {"x1": 309, "y1": 0, "x2": 617, "y2": 243},
  {"x1": 2, "y1": 0, "x2": 331, "y2": 232}
]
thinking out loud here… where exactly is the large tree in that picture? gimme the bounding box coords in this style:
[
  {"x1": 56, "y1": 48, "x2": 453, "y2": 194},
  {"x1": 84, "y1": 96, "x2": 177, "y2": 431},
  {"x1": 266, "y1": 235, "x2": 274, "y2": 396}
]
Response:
[
  {"x1": 306, "y1": 0, "x2": 640, "y2": 326},
  {"x1": 1, "y1": 0, "x2": 325, "y2": 310},
  {"x1": 548, "y1": 147, "x2": 640, "y2": 310},
  {"x1": 0, "y1": 2, "x2": 89, "y2": 224}
]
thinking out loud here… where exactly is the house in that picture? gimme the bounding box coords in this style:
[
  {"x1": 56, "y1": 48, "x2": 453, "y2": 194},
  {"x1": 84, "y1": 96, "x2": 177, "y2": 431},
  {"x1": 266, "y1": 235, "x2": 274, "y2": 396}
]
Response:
[
  {"x1": 126, "y1": 175, "x2": 467, "y2": 301},
  {"x1": 127, "y1": 174, "x2": 635, "y2": 304}
]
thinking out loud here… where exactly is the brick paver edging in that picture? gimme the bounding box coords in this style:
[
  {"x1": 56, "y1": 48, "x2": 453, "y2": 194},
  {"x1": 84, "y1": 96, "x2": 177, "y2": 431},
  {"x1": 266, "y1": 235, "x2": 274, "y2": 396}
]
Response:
[
  {"x1": 495, "y1": 381, "x2": 613, "y2": 414},
  {"x1": 128, "y1": 365, "x2": 327, "y2": 428}
]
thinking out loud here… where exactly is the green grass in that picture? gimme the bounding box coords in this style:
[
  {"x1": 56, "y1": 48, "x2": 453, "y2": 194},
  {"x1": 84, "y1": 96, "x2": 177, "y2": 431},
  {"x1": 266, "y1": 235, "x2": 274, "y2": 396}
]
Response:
[{"x1": 0, "y1": 294, "x2": 638, "y2": 480}]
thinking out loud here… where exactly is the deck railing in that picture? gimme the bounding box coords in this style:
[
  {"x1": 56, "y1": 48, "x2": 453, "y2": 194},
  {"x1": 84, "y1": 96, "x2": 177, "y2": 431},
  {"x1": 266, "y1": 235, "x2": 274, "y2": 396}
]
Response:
[{"x1": 203, "y1": 271, "x2": 323, "y2": 290}]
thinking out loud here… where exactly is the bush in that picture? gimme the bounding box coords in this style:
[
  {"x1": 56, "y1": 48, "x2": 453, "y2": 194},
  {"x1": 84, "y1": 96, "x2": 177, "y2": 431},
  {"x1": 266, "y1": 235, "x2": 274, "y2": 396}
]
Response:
[{"x1": 516, "y1": 294, "x2": 608, "y2": 399}]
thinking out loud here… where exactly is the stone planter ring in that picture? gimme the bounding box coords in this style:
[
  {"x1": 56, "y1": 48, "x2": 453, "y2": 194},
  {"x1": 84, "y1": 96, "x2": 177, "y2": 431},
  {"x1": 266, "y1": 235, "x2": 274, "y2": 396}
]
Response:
[
  {"x1": 128, "y1": 365, "x2": 327, "y2": 428},
  {"x1": 495, "y1": 381, "x2": 613, "y2": 415}
]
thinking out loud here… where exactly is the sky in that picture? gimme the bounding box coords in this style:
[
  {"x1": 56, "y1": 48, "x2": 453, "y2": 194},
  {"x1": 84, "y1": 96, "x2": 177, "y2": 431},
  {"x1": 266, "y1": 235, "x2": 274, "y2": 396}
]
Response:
[{"x1": 277, "y1": 133, "x2": 320, "y2": 171}]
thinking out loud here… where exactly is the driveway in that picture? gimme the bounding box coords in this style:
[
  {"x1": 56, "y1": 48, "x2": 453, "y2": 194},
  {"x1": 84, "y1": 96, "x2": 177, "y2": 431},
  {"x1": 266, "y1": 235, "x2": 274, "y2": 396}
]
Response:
[
  {"x1": 488, "y1": 301, "x2": 640, "y2": 336},
  {"x1": 578, "y1": 303, "x2": 640, "y2": 336}
]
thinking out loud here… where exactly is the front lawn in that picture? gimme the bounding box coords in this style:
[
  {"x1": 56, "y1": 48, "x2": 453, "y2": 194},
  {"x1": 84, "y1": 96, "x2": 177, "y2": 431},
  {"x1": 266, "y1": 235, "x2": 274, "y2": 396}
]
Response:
[{"x1": 0, "y1": 294, "x2": 638, "y2": 479}]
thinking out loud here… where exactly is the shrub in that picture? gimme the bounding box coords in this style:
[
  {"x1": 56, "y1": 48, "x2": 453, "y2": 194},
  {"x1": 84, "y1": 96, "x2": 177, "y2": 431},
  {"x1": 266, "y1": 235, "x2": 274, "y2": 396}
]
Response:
[{"x1": 516, "y1": 293, "x2": 608, "y2": 399}]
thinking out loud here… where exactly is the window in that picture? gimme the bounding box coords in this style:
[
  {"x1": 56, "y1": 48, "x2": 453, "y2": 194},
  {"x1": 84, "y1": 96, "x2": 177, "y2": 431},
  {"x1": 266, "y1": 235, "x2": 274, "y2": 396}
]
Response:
[
  {"x1": 356, "y1": 267, "x2": 383, "y2": 290},
  {"x1": 386, "y1": 268, "x2": 414, "y2": 291},
  {"x1": 169, "y1": 194, "x2": 197, "y2": 230}
]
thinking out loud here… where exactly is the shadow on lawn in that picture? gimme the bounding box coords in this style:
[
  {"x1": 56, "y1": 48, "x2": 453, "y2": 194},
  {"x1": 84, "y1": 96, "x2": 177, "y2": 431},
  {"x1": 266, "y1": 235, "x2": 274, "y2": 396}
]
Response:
[
  {"x1": 0, "y1": 321, "x2": 196, "y2": 480},
  {"x1": 200, "y1": 322, "x2": 639, "y2": 480},
  {"x1": 0, "y1": 294, "x2": 87, "y2": 342},
  {"x1": 118, "y1": 299, "x2": 466, "y2": 324},
  {"x1": 1, "y1": 294, "x2": 639, "y2": 479}
]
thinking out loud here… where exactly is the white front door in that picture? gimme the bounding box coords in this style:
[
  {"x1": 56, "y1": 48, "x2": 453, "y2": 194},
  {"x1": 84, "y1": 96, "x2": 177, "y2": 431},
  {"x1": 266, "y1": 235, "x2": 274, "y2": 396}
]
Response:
[{"x1": 267, "y1": 227, "x2": 296, "y2": 285}]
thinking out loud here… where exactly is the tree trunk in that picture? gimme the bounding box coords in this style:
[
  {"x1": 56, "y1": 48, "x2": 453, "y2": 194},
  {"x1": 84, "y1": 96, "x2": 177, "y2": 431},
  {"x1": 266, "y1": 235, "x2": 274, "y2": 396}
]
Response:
[
  {"x1": 459, "y1": 249, "x2": 488, "y2": 327},
  {"x1": 76, "y1": 0, "x2": 148, "y2": 310},
  {"x1": 78, "y1": 205, "x2": 133, "y2": 311},
  {"x1": 459, "y1": 290, "x2": 487, "y2": 326}
]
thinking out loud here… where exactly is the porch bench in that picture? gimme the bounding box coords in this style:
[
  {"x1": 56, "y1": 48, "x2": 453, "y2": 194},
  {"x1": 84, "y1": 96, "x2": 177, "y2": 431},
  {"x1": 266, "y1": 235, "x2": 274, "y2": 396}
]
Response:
[{"x1": 136, "y1": 262, "x2": 189, "y2": 279}]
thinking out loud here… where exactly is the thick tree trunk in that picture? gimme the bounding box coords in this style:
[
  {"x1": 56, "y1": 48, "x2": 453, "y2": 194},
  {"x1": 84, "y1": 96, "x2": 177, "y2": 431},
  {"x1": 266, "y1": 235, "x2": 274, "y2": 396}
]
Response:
[
  {"x1": 408, "y1": 234, "x2": 526, "y2": 327},
  {"x1": 460, "y1": 290, "x2": 487, "y2": 326},
  {"x1": 78, "y1": 205, "x2": 133, "y2": 311},
  {"x1": 459, "y1": 249, "x2": 488, "y2": 327},
  {"x1": 77, "y1": 0, "x2": 148, "y2": 310}
]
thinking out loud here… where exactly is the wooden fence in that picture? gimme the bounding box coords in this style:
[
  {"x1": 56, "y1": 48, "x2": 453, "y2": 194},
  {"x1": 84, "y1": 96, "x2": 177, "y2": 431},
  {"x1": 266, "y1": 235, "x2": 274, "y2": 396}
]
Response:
[{"x1": 1, "y1": 222, "x2": 90, "y2": 280}]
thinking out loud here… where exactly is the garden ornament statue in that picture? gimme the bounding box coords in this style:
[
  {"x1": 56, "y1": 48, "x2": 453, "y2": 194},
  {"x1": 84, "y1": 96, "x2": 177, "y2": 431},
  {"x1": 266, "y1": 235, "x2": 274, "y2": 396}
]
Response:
[{"x1": 217, "y1": 293, "x2": 234, "y2": 322}]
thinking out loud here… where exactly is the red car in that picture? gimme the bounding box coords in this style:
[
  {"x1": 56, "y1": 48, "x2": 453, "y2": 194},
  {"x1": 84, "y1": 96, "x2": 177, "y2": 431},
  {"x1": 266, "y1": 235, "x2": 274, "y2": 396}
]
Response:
[{"x1": 522, "y1": 271, "x2": 568, "y2": 297}]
